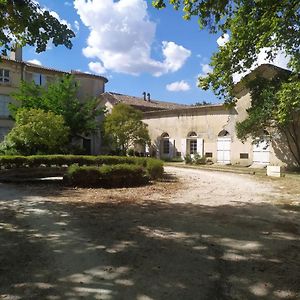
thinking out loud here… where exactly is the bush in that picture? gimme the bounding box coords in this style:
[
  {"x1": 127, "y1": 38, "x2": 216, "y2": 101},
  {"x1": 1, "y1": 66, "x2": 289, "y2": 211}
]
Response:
[
  {"x1": 184, "y1": 154, "x2": 193, "y2": 164},
  {"x1": 64, "y1": 163, "x2": 149, "y2": 188},
  {"x1": 146, "y1": 158, "x2": 164, "y2": 179}
]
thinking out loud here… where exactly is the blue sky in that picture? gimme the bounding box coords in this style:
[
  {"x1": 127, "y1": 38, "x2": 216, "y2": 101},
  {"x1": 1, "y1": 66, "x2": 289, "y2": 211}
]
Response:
[
  {"x1": 22, "y1": 0, "x2": 288, "y2": 105},
  {"x1": 23, "y1": 0, "x2": 222, "y2": 105}
]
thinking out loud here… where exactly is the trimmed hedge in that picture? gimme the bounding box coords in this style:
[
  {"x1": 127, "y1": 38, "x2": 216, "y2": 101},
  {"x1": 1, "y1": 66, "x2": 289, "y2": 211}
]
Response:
[
  {"x1": 64, "y1": 164, "x2": 149, "y2": 188},
  {"x1": 0, "y1": 155, "x2": 148, "y2": 168},
  {"x1": 0, "y1": 155, "x2": 164, "y2": 181}
]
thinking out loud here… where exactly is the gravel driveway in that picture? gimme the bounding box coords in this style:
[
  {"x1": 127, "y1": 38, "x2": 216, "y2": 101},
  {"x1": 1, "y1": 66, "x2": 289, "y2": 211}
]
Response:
[{"x1": 0, "y1": 166, "x2": 299, "y2": 300}]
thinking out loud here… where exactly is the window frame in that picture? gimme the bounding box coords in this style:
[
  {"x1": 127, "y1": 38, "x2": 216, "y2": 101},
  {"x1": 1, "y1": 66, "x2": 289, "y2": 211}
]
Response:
[{"x1": 0, "y1": 68, "x2": 10, "y2": 84}]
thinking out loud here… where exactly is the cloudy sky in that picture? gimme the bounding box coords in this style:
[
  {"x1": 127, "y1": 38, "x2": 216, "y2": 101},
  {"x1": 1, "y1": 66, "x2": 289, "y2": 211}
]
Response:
[{"x1": 24, "y1": 0, "x2": 289, "y2": 105}]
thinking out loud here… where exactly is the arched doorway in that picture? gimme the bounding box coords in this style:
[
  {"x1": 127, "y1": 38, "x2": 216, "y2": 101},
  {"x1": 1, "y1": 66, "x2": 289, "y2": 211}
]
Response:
[
  {"x1": 161, "y1": 132, "x2": 170, "y2": 156},
  {"x1": 187, "y1": 131, "x2": 198, "y2": 155},
  {"x1": 217, "y1": 130, "x2": 231, "y2": 164}
]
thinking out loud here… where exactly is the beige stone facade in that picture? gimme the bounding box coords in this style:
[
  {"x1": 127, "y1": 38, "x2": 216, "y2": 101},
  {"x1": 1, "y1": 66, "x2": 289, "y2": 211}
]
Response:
[{"x1": 0, "y1": 50, "x2": 108, "y2": 154}]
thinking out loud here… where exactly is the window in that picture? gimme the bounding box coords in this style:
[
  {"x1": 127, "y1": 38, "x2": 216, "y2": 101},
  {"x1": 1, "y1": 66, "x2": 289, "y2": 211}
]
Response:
[
  {"x1": 240, "y1": 153, "x2": 249, "y2": 159},
  {"x1": 0, "y1": 95, "x2": 11, "y2": 117},
  {"x1": 0, "y1": 127, "x2": 10, "y2": 141},
  {"x1": 33, "y1": 73, "x2": 46, "y2": 86},
  {"x1": 163, "y1": 139, "x2": 170, "y2": 154},
  {"x1": 205, "y1": 152, "x2": 213, "y2": 158},
  {"x1": 0, "y1": 69, "x2": 10, "y2": 84},
  {"x1": 190, "y1": 140, "x2": 197, "y2": 154}
]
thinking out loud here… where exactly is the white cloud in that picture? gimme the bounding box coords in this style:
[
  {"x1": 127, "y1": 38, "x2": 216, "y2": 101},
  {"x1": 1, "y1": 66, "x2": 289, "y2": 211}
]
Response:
[
  {"x1": 74, "y1": 20, "x2": 80, "y2": 32},
  {"x1": 74, "y1": 0, "x2": 191, "y2": 76},
  {"x1": 233, "y1": 48, "x2": 291, "y2": 83},
  {"x1": 88, "y1": 61, "x2": 106, "y2": 74},
  {"x1": 64, "y1": 1, "x2": 72, "y2": 6},
  {"x1": 27, "y1": 59, "x2": 42, "y2": 66},
  {"x1": 49, "y1": 10, "x2": 72, "y2": 30},
  {"x1": 166, "y1": 80, "x2": 190, "y2": 92},
  {"x1": 217, "y1": 33, "x2": 230, "y2": 47}
]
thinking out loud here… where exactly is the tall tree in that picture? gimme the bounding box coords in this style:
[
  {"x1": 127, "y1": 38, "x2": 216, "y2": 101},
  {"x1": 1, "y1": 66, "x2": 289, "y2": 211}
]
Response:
[
  {"x1": 153, "y1": 0, "x2": 300, "y2": 102},
  {"x1": 104, "y1": 103, "x2": 150, "y2": 155},
  {"x1": 10, "y1": 75, "x2": 104, "y2": 139},
  {"x1": 0, "y1": 0, "x2": 75, "y2": 55},
  {"x1": 236, "y1": 74, "x2": 300, "y2": 166}
]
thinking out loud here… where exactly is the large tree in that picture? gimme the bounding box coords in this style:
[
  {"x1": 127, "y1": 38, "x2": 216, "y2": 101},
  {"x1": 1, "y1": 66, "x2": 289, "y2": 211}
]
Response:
[
  {"x1": 0, "y1": 0, "x2": 75, "y2": 55},
  {"x1": 236, "y1": 74, "x2": 300, "y2": 166},
  {"x1": 0, "y1": 108, "x2": 69, "y2": 155},
  {"x1": 10, "y1": 75, "x2": 104, "y2": 139},
  {"x1": 153, "y1": 0, "x2": 300, "y2": 102},
  {"x1": 104, "y1": 103, "x2": 150, "y2": 155}
]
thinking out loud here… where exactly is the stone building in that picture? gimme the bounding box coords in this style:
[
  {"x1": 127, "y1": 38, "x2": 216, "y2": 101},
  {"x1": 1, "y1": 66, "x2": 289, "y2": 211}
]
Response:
[
  {"x1": 100, "y1": 64, "x2": 298, "y2": 167},
  {"x1": 0, "y1": 49, "x2": 108, "y2": 154}
]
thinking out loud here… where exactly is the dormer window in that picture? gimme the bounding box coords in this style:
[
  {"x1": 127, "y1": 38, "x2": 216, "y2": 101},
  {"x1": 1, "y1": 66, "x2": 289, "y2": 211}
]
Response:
[{"x1": 0, "y1": 69, "x2": 10, "y2": 84}]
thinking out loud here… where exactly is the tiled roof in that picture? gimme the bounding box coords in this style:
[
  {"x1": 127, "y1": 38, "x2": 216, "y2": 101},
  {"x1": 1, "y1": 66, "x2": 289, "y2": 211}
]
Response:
[
  {"x1": 99, "y1": 92, "x2": 189, "y2": 112},
  {"x1": 0, "y1": 56, "x2": 108, "y2": 83}
]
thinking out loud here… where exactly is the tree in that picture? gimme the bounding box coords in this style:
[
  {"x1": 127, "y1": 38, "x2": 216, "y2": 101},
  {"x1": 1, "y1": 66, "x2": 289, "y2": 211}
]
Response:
[
  {"x1": 0, "y1": 0, "x2": 75, "y2": 55},
  {"x1": 194, "y1": 100, "x2": 211, "y2": 106},
  {"x1": 236, "y1": 74, "x2": 300, "y2": 166},
  {"x1": 10, "y1": 75, "x2": 104, "y2": 139},
  {"x1": 104, "y1": 103, "x2": 151, "y2": 155},
  {"x1": 153, "y1": 0, "x2": 300, "y2": 102},
  {"x1": 0, "y1": 108, "x2": 69, "y2": 155}
]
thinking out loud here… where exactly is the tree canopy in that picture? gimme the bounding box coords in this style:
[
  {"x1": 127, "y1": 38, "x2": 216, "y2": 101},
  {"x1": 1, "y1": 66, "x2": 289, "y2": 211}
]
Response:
[
  {"x1": 153, "y1": 0, "x2": 300, "y2": 102},
  {"x1": 0, "y1": 108, "x2": 69, "y2": 155},
  {"x1": 10, "y1": 75, "x2": 104, "y2": 139},
  {"x1": 104, "y1": 103, "x2": 151, "y2": 155},
  {"x1": 0, "y1": 0, "x2": 75, "y2": 55},
  {"x1": 236, "y1": 74, "x2": 300, "y2": 166}
]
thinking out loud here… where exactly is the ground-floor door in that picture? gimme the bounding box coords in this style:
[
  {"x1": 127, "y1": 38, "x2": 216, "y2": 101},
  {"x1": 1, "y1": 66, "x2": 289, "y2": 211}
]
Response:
[
  {"x1": 253, "y1": 141, "x2": 270, "y2": 164},
  {"x1": 217, "y1": 137, "x2": 231, "y2": 164}
]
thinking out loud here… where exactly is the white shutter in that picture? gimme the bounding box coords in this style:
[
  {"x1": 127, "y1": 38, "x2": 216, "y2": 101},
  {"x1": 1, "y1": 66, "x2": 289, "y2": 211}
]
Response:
[
  {"x1": 196, "y1": 138, "x2": 204, "y2": 156},
  {"x1": 157, "y1": 138, "x2": 161, "y2": 158},
  {"x1": 181, "y1": 139, "x2": 187, "y2": 158},
  {"x1": 169, "y1": 139, "x2": 175, "y2": 158}
]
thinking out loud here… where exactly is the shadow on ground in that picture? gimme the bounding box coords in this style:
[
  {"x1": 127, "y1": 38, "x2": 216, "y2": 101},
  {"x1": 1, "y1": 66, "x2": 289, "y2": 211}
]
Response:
[{"x1": 0, "y1": 182, "x2": 299, "y2": 300}]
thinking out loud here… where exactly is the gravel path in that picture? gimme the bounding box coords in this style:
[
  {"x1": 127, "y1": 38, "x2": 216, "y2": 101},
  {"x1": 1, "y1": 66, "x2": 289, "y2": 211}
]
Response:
[{"x1": 0, "y1": 167, "x2": 299, "y2": 300}]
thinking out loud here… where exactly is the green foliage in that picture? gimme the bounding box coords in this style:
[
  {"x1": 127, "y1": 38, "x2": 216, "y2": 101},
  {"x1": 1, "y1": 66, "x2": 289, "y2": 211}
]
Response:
[
  {"x1": 153, "y1": 0, "x2": 300, "y2": 102},
  {"x1": 236, "y1": 75, "x2": 300, "y2": 166},
  {"x1": 184, "y1": 154, "x2": 193, "y2": 164},
  {"x1": 194, "y1": 101, "x2": 211, "y2": 106},
  {"x1": 0, "y1": 155, "x2": 164, "y2": 179},
  {"x1": 145, "y1": 158, "x2": 164, "y2": 179},
  {"x1": 0, "y1": 108, "x2": 69, "y2": 155},
  {"x1": 64, "y1": 164, "x2": 149, "y2": 188},
  {"x1": 184, "y1": 153, "x2": 206, "y2": 165},
  {"x1": 10, "y1": 75, "x2": 104, "y2": 138},
  {"x1": 0, "y1": 0, "x2": 75, "y2": 55},
  {"x1": 104, "y1": 103, "x2": 151, "y2": 155}
]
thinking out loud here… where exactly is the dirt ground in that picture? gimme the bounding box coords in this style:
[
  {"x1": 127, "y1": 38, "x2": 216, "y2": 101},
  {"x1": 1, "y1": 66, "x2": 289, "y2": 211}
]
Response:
[{"x1": 0, "y1": 166, "x2": 299, "y2": 300}]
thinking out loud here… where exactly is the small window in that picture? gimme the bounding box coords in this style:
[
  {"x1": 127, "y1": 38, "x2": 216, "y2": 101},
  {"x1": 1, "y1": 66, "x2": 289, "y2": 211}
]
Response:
[
  {"x1": 190, "y1": 140, "x2": 197, "y2": 154},
  {"x1": 205, "y1": 152, "x2": 213, "y2": 158},
  {"x1": 240, "y1": 153, "x2": 249, "y2": 159},
  {"x1": 163, "y1": 139, "x2": 170, "y2": 154},
  {"x1": 0, "y1": 95, "x2": 11, "y2": 117},
  {"x1": 0, "y1": 69, "x2": 10, "y2": 84}
]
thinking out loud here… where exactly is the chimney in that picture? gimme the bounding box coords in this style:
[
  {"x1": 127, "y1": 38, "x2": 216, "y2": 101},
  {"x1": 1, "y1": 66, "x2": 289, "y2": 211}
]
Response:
[
  {"x1": 147, "y1": 92, "x2": 150, "y2": 102},
  {"x1": 142, "y1": 91, "x2": 146, "y2": 101},
  {"x1": 10, "y1": 47, "x2": 22, "y2": 61}
]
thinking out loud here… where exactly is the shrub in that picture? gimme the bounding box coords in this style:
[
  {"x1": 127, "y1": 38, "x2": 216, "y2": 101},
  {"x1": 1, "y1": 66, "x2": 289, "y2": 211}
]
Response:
[
  {"x1": 146, "y1": 158, "x2": 164, "y2": 179},
  {"x1": 184, "y1": 154, "x2": 193, "y2": 164},
  {"x1": 64, "y1": 163, "x2": 149, "y2": 188},
  {"x1": 193, "y1": 153, "x2": 206, "y2": 165}
]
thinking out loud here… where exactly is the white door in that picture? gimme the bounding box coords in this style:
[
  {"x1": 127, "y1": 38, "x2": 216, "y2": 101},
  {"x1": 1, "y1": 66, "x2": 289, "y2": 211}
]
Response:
[
  {"x1": 217, "y1": 137, "x2": 231, "y2": 164},
  {"x1": 253, "y1": 141, "x2": 270, "y2": 164}
]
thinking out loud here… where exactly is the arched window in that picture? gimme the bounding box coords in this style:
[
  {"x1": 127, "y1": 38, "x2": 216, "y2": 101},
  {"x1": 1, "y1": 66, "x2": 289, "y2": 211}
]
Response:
[
  {"x1": 218, "y1": 130, "x2": 230, "y2": 137},
  {"x1": 161, "y1": 132, "x2": 170, "y2": 154},
  {"x1": 187, "y1": 131, "x2": 197, "y2": 138}
]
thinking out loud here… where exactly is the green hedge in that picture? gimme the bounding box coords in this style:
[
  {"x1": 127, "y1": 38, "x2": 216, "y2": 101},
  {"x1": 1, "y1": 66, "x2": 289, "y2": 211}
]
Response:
[
  {"x1": 0, "y1": 155, "x2": 164, "y2": 180},
  {"x1": 64, "y1": 164, "x2": 149, "y2": 188},
  {"x1": 0, "y1": 155, "x2": 148, "y2": 168}
]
